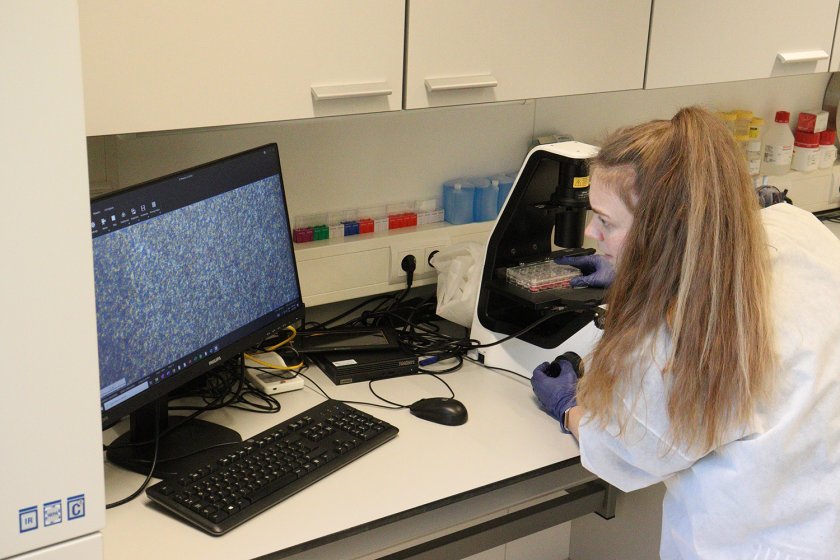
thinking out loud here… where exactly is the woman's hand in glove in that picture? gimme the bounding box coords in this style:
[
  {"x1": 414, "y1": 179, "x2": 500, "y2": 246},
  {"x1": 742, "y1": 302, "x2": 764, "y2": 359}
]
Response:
[
  {"x1": 555, "y1": 254, "x2": 615, "y2": 288},
  {"x1": 531, "y1": 360, "x2": 579, "y2": 434}
]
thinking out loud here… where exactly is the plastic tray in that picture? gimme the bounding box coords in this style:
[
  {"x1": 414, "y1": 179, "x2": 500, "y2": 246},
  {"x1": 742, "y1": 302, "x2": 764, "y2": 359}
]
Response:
[{"x1": 505, "y1": 260, "x2": 581, "y2": 292}]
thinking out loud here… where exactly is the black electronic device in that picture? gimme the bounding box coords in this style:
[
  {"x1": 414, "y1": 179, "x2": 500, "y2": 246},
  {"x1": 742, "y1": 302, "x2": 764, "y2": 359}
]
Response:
[
  {"x1": 91, "y1": 144, "x2": 305, "y2": 477},
  {"x1": 547, "y1": 351, "x2": 584, "y2": 378},
  {"x1": 475, "y1": 142, "x2": 605, "y2": 350},
  {"x1": 295, "y1": 327, "x2": 400, "y2": 353},
  {"x1": 146, "y1": 400, "x2": 398, "y2": 535},
  {"x1": 409, "y1": 397, "x2": 468, "y2": 426},
  {"x1": 311, "y1": 348, "x2": 419, "y2": 385}
]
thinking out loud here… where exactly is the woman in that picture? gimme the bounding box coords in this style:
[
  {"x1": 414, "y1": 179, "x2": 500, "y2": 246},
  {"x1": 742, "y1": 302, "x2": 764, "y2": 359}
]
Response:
[{"x1": 531, "y1": 106, "x2": 840, "y2": 559}]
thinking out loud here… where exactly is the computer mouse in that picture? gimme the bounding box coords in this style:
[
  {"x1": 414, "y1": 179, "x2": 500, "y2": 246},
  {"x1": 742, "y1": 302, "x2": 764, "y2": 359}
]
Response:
[{"x1": 409, "y1": 397, "x2": 468, "y2": 426}]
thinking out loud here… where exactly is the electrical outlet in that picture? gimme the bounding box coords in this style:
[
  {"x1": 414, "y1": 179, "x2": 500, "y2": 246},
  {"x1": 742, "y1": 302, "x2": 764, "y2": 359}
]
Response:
[
  {"x1": 424, "y1": 243, "x2": 449, "y2": 271},
  {"x1": 390, "y1": 248, "x2": 424, "y2": 284},
  {"x1": 389, "y1": 238, "x2": 454, "y2": 284}
]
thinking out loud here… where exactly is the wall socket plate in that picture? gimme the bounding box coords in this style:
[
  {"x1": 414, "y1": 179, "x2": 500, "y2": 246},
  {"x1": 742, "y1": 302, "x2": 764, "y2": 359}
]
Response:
[{"x1": 388, "y1": 238, "x2": 451, "y2": 284}]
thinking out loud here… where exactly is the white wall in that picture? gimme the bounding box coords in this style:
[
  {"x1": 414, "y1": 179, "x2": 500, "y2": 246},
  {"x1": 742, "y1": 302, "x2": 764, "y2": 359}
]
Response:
[
  {"x1": 534, "y1": 74, "x2": 831, "y2": 146},
  {"x1": 88, "y1": 74, "x2": 830, "y2": 221},
  {"x1": 88, "y1": 73, "x2": 833, "y2": 224}
]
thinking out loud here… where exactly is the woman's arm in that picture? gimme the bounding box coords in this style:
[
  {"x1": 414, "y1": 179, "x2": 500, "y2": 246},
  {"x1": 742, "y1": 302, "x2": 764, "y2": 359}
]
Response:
[{"x1": 566, "y1": 405, "x2": 584, "y2": 440}]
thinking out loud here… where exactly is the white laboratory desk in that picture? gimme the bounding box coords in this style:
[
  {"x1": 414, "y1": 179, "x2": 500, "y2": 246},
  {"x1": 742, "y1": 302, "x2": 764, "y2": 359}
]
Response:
[{"x1": 102, "y1": 360, "x2": 611, "y2": 560}]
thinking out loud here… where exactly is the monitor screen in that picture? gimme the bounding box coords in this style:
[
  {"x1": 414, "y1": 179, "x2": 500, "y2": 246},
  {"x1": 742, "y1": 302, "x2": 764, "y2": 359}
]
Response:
[{"x1": 91, "y1": 144, "x2": 304, "y2": 475}]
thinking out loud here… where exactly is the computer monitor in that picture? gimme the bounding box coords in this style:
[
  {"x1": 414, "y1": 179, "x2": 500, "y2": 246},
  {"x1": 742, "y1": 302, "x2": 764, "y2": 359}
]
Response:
[{"x1": 91, "y1": 144, "x2": 304, "y2": 477}]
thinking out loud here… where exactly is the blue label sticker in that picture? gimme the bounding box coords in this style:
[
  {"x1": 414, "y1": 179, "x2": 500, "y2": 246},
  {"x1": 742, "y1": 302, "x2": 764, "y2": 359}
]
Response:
[
  {"x1": 43, "y1": 500, "x2": 62, "y2": 527},
  {"x1": 19, "y1": 506, "x2": 38, "y2": 533},
  {"x1": 67, "y1": 494, "x2": 85, "y2": 520}
]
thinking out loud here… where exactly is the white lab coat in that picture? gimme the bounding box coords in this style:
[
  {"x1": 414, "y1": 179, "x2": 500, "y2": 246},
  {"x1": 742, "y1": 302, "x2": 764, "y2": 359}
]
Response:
[{"x1": 578, "y1": 203, "x2": 840, "y2": 560}]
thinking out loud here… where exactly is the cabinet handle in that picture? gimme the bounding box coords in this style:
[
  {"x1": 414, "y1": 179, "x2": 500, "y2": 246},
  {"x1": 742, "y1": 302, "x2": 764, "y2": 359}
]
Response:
[
  {"x1": 776, "y1": 50, "x2": 829, "y2": 64},
  {"x1": 310, "y1": 82, "x2": 392, "y2": 101},
  {"x1": 424, "y1": 75, "x2": 498, "y2": 93}
]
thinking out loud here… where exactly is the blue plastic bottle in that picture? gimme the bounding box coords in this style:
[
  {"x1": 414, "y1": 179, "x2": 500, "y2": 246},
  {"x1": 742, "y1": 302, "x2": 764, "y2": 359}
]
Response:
[
  {"x1": 443, "y1": 179, "x2": 475, "y2": 225},
  {"x1": 491, "y1": 174, "x2": 515, "y2": 212},
  {"x1": 473, "y1": 177, "x2": 498, "y2": 221}
]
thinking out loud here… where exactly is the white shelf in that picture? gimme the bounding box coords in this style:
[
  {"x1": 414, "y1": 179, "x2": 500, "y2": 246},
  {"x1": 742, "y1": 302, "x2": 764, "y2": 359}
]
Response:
[{"x1": 761, "y1": 164, "x2": 840, "y2": 212}]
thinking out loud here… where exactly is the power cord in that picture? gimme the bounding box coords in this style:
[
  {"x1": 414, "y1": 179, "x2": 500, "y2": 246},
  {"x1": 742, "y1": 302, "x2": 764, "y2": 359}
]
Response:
[
  {"x1": 295, "y1": 368, "x2": 455, "y2": 411},
  {"x1": 105, "y1": 401, "x2": 161, "y2": 509}
]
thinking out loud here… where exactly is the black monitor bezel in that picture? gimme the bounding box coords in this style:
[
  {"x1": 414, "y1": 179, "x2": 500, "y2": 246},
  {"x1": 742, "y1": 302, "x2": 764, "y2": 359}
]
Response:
[{"x1": 92, "y1": 143, "x2": 304, "y2": 430}]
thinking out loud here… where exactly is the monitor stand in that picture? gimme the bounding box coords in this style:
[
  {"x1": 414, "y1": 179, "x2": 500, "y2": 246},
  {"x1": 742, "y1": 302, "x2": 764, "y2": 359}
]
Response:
[{"x1": 106, "y1": 398, "x2": 241, "y2": 479}]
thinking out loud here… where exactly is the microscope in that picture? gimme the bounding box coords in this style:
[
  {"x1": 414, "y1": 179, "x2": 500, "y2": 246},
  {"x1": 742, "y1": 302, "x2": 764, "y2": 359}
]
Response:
[{"x1": 470, "y1": 141, "x2": 605, "y2": 374}]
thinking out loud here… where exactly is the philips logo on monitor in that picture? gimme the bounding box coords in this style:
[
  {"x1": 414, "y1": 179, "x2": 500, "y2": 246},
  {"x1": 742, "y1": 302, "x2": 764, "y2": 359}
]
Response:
[{"x1": 208, "y1": 357, "x2": 222, "y2": 366}]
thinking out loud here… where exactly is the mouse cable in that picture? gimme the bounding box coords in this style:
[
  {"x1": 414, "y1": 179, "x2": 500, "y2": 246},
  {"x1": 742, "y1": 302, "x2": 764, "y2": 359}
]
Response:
[
  {"x1": 367, "y1": 372, "x2": 456, "y2": 409},
  {"x1": 295, "y1": 368, "x2": 456, "y2": 411},
  {"x1": 105, "y1": 400, "x2": 161, "y2": 509},
  {"x1": 295, "y1": 370, "x2": 404, "y2": 411}
]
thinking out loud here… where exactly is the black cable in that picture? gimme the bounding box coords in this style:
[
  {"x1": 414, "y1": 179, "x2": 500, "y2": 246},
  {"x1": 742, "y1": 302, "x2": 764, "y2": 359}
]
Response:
[
  {"x1": 169, "y1": 356, "x2": 280, "y2": 414},
  {"x1": 105, "y1": 401, "x2": 161, "y2": 509},
  {"x1": 152, "y1": 440, "x2": 241, "y2": 464},
  {"x1": 298, "y1": 290, "x2": 574, "y2": 382},
  {"x1": 304, "y1": 294, "x2": 397, "y2": 330},
  {"x1": 465, "y1": 355, "x2": 530, "y2": 381},
  {"x1": 105, "y1": 357, "x2": 278, "y2": 452},
  {"x1": 366, "y1": 372, "x2": 456, "y2": 408},
  {"x1": 418, "y1": 354, "x2": 464, "y2": 375},
  {"x1": 296, "y1": 371, "x2": 403, "y2": 410},
  {"x1": 102, "y1": 389, "x2": 230, "y2": 452}
]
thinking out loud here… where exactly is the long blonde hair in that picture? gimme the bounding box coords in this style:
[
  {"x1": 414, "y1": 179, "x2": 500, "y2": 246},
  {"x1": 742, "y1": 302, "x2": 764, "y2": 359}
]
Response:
[{"x1": 576, "y1": 106, "x2": 776, "y2": 453}]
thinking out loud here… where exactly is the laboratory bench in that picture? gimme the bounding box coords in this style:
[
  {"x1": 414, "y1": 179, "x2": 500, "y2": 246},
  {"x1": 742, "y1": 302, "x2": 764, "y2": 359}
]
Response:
[
  {"x1": 99, "y1": 210, "x2": 840, "y2": 560},
  {"x1": 102, "y1": 360, "x2": 614, "y2": 560}
]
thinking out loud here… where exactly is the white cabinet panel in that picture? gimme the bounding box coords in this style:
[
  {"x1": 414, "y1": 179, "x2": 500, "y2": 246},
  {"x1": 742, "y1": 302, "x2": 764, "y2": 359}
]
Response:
[
  {"x1": 404, "y1": 0, "x2": 651, "y2": 109},
  {"x1": 647, "y1": 0, "x2": 840, "y2": 89},
  {"x1": 79, "y1": 1, "x2": 404, "y2": 135}
]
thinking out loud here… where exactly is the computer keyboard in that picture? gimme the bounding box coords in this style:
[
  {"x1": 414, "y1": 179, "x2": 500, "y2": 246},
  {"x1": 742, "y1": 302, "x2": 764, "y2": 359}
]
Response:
[{"x1": 146, "y1": 399, "x2": 399, "y2": 535}]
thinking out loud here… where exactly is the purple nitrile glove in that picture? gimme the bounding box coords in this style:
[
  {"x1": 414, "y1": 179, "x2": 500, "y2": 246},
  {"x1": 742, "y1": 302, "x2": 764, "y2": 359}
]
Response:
[
  {"x1": 531, "y1": 360, "x2": 578, "y2": 434},
  {"x1": 555, "y1": 254, "x2": 615, "y2": 288}
]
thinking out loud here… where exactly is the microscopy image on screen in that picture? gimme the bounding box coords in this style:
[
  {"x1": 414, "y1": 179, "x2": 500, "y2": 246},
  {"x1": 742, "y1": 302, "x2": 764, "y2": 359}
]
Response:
[{"x1": 93, "y1": 175, "x2": 298, "y2": 391}]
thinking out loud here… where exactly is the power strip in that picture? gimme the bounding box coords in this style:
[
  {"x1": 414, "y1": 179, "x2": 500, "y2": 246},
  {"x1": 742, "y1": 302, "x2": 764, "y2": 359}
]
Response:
[{"x1": 244, "y1": 352, "x2": 305, "y2": 395}]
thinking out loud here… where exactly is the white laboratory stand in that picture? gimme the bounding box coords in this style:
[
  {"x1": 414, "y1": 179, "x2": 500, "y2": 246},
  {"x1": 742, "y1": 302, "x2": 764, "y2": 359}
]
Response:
[{"x1": 1, "y1": 2, "x2": 105, "y2": 559}]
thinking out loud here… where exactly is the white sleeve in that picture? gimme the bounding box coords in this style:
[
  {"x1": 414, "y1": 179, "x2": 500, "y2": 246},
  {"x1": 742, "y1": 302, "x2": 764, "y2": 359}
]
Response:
[
  {"x1": 577, "y1": 335, "x2": 712, "y2": 493},
  {"x1": 578, "y1": 407, "x2": 699, "y2": 492}
]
